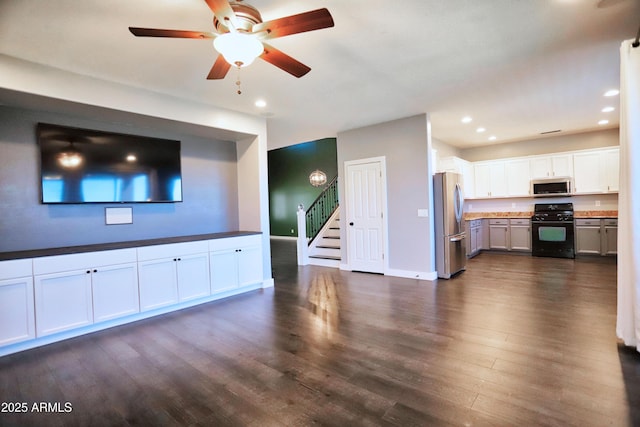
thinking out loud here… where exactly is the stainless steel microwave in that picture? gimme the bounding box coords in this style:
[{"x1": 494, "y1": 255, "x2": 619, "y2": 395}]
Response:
[{"x1": 531, "y1": 177, "x2": 573, "y2": 197}]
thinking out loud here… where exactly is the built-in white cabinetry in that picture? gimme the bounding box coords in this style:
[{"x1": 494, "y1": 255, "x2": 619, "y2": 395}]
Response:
[
  {"x1": 474, "y1": 161, "x2": 507, "y2": 198},
  {"x1": 602, "y1": 149, "x2": 620, "y2": 193},
  {"x1": 576, "y1": 218, "x2": 617, "y2": 256},
  {"x1": 0, "y1": 233, "x2": 266, "y2": 356},
  {"x1": 465, "y1": 147, "x2": 618, "y2": 199},
  {"x1": 530, "y1": 154, "x2": 573, "y2": 179},
  {"x1": 505, "y1": 159, "x2": 531, "y2": 197},
  {"x1": 209, "y1": 235, "x2": 263, "y2": 293},
  {"x1": 138, "y1": 241, "x2": 210, "y2": 311},
  {"x1": 438, "y1": 156, "x2": 475, "y2": 198},
  {"x1": 33, "y1": 248, "x2": 138, "y2": 336},
  {"x1": 573, "y1": 148, "x2": 619, "y2": 194},
  {"x1": 0, "y1": 259, "x2": 35, "y2": 346},
  {"x1": 489, "y1": 219, "x2": 509, "y2": 250},
  {"x1": 91, "y1": 263, "x2": 139, "y2": 323},
  {"x1": 573, "y1": 152, "x2": 603, "y2": 194},
  {"x1": 509, "y1": 219, "x2": 531, "y2": 251}
]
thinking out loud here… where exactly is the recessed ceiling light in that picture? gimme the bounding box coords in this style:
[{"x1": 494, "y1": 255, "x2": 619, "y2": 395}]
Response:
[
  {"x1": 255, "y1": 99, "x2": 267, "y2": 108},
  {"x1": 601, "y1": 106, "x2": 615, "y2": 113},
  {"x1": 461, "y1": 116, "x2": 473, "y2": 124},
  {"x1": 598, "y1": 119, "x2": 609, "y2": 125},
  {"x1": 488, "y1": 136, "x2": 497, "y2": 141},
  {"x1": 604, "y1": 89, "x2": 619, "y2": 97},
  {"x1": 476, "y1": 127, "x2": 486, "y2": 133}
]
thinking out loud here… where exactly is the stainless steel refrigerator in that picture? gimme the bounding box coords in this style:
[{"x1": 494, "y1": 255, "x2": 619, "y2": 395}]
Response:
[{"x1": 433, "y1": 172, "x2": 466, "y2": 279}]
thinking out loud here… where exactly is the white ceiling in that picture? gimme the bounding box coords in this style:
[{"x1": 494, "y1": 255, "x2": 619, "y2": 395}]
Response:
[{"x1": 0, "y1": 0, "x2": 637, "y2": 150}]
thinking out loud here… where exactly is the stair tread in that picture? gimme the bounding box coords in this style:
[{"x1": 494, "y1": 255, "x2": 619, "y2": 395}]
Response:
[
  {"x1": 316, "y1": 245, "x2": 340, "y2": 249},
  {"x1": 323, "y1": 236, "x2": 340, "y2": 239},
  {"x1": 309, "y1": 255, "x2": 341, "y2": 260}
]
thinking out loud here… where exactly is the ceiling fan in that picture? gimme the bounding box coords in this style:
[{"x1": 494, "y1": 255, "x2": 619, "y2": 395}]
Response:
[{"x1": 129, "y1": 0, "x2": 334, "y2": 83}]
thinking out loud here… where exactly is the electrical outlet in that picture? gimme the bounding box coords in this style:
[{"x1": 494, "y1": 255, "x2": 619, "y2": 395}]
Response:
[
  {"x1": 595, "y1": 200, "x2": 601, "y2": 207},
  {"x1": 511, "y1": 203, "x2": 516, "y2": 209}
]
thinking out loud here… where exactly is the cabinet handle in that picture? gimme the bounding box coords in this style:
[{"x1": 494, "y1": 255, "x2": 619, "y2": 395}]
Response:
[
  {"x1": 93, "y1": 269, "x2": 97, "y2": 273},
  {"x1": 86, "y1": 270, "x2": 91, "y2": 274}
]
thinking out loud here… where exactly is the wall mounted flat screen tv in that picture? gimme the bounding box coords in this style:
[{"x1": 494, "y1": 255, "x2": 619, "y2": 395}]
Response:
[{"x1": 38, "y1": 123, "x2": 183, "y2": 204}]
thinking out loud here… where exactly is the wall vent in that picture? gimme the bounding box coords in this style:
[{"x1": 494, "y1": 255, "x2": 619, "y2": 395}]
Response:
[{"x1": 540, "y1": 129, "x2": 562, "y2": 135}]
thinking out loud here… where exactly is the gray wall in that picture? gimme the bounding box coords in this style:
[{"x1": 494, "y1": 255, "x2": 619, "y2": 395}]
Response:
[
  {"x1": 0, "y1": 106, "x2": 239, "y2": 252},
  {"x1": 337, "y1": 114, "x2": 434, "y2": 275},
  {"x1": 461, "y1": 128, "x2": 619, "y2": 162}
]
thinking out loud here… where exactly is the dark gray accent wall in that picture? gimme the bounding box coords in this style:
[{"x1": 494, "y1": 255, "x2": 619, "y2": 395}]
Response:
[{"x1": 0, "y1": 106, "x2": 239, "y2": 252}]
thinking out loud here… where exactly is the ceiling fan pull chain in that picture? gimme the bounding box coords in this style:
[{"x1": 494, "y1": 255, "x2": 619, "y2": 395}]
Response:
[{"x1": 235, "y1": 62, "x2": 242, "y2": 94}]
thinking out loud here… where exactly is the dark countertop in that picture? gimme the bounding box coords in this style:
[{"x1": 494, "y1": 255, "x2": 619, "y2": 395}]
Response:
[{"x1": 0, "y1": 231, "x2": 262, "y2": 261}]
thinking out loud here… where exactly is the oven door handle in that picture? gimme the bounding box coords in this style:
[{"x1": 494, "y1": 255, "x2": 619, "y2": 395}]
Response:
[{"x1": 532, "y1": 221, "x2": 573, "y2": 225}]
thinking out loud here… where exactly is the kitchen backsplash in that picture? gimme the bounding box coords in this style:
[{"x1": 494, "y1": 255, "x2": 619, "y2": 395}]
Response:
[{"x1": 464, "y1": 193, "x2": 618, "y2": 213}]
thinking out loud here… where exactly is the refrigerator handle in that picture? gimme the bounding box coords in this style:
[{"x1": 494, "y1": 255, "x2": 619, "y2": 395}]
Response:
[
  {"x1": 450, "y1": 235, "x2": 465, "y2": 242},
  {"x1": 454, "y1": 183, "x2": 464, "y2": 222}
]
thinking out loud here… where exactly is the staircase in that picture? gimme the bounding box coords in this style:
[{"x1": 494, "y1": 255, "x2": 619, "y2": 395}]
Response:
[
  {"x1": 296, "y1": 175, "x2": 341, "y2": 268},
  {"x1": 307, "y1": 208, "x2": 341, "y2": 267}
]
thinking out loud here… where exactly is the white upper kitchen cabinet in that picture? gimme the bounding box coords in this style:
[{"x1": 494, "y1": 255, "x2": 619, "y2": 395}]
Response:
[
  {"x1": 530, "y1": 154, "x2": 573, "y2": 179},
  {"x1": 602, "y1": 148, "x2": 620, "y2": 192},
  {"x1": 474, "y1": 161, "x2": 507, "y2": 198},
  {"x1": 438, "y1": 156, "x2": 475, "y2": 198},
  {"x1": 505, "y1": 158, "x2": 531, "y2": 197},
  {"x1": 573, "y1": 147, "x2": 619, "y2": 194}
]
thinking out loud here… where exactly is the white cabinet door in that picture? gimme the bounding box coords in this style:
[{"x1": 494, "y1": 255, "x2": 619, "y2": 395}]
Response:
[
  {"x1": 505, "y1": 159, "x2": 531, "y2": 196},
  {"x1": 35, "y1": 270, "x2": 93, "y2": 337},
  {"x1": 530, "y1": 154, "x2": 573, "y2": 179},
  {"x1": 176, "y1": 252, "x2": 210, "y2": 302},
  {"x1": 551, "y1": 154, "x2": 573, "y2": 177},
  {"x1": 237, "y1": 245, "x2": 264, "y2": 287},
  {"x1": 92, "y1": 263, "x2": 139, "y2": 323},
  {"x1": 489, "y1": 161, "x2": 507, "y2": 197},
  {"x1": 603, "y1": 148, "x2": 619, "y2": 192},
  {"x1": 138, "y1": 258, "x2": 179, "y2": 311},
  {"x1": 474, "y1": 163, "x2": 492, "y2": 198},
  {"x1": 210, "y1": 249, "x2": 239, "y2": 293},
  {"x1": 573, "y1": 152, "x2": 603, "y2": 194},
  {"x1": 0, "y1": 276, "x2": 35, "y2": 346}
]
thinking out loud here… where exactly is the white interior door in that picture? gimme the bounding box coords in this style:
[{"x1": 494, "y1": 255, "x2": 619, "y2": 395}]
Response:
[{"x1": 345, "y1": 159, "x2": 385, "y2": 273}]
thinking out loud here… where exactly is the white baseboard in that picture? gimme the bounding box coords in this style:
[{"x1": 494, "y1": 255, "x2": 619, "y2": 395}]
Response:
[
  {"x1": 269, "y1": 235, "x2": 298, "y2": 241},
  {"x1": 385, "y1": 268, "x2": 438, "y2": 281}
]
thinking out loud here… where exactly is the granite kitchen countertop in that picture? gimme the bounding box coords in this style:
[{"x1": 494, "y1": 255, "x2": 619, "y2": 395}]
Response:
[{"x1": 464, "y1": 210, "x2": 618, "y2": 220}]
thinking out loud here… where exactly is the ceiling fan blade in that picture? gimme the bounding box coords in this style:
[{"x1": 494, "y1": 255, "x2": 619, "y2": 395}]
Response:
[
  {"x1": 252, "y1": 8, "x2": 334, "y2": 40},
  {"x1": 129, "y1": 27, "x2": 215, "y2": 39},
  {"x1": 203, "y1": 0, "x2": 237, "y2": 26},
  {"x1": 260, "y1": 43, "x2": 311, "y2": 78},
  {"x1": 207, "y1": 55, "x2": 232, "y2": 80}
]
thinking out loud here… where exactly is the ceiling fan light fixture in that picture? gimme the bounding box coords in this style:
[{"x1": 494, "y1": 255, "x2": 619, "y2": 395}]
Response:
[{"x1": 213, "y1": 32, "x2": 264, "y2": 67}]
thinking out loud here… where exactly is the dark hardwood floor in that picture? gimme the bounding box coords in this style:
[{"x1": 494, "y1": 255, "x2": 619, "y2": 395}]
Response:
[{"x1": 1, "y1": 240, "x2": 639, "y2": 426}]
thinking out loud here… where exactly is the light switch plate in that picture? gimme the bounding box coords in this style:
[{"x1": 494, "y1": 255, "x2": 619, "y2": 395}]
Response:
[{"x1": 418, "y1": 209, "x2": 429, "y2": 217}]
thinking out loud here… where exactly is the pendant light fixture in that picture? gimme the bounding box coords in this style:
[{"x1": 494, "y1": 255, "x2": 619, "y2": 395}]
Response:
[{"x1": 309, "y1": 169, "x2": 327, "y2": 187}]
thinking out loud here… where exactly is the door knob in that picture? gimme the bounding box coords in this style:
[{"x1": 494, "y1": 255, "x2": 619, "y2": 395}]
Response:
[{"x1": 349, "y1": 222, "x2": 354, "y2": 226}]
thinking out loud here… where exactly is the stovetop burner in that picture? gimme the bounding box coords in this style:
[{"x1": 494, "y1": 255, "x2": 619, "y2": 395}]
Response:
[{"x1": 532, "y1": 203, "x2": 574, "y2": 222}]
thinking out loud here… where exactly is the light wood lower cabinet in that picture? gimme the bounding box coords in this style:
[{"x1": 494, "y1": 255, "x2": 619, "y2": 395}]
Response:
[
  {"x1": 576, "y1": 218, "x2": 617, "y2": 256},
  {"x1": 487, "y1": 218, "x2": 531, "y2": 252},
  {"x1": 509, "y1": 219, "x2": 531, "y2": 251}
]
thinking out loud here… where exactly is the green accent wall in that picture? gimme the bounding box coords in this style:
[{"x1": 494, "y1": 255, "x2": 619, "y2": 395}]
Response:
[{"x1": 268, "y1": 138, "x2": 338, "y2": 237}]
